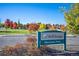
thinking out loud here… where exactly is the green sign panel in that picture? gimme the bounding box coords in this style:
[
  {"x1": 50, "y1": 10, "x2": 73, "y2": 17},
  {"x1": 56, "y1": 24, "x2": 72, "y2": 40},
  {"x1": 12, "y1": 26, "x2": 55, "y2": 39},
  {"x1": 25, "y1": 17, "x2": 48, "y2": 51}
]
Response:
[{"x1": 37, "y1": 30, "x2": 66, "y2": 50}]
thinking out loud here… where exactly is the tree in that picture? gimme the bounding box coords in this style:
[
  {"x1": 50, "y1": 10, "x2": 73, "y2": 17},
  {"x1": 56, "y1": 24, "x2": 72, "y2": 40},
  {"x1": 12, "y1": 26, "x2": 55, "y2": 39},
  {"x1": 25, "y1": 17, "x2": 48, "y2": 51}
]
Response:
[
  {"x1": 50, "y1": 24, "x2": 56, "y2": 30},
  {"x1": 23, "y1": 24, "x2": 27, "y2": 29},
  {"x1": 28, "y1": 23, "x2": 39, "y2": 31},
  {"x1": 64, "y1": 3, "x2": 79, "y2": 34},
  {"x1": 17, "y1": 19, "x2": 21, "y2": 29},
  {"x1": 39, "y1": 24, "x2": 46, "y2": 30},
  {"x1": 60, "y1": 25, "x2": 65, "y2": 31},
  {"x1": 4, "y1": 19, "x2": 11, "y2": 29},
  {"x1": 10, "y1": 21, "x2": 13, "y2": 29},
  {"x1": 19, "y1": 24, "x2": 24, "y2": 29},
  {"x1": 0, "y1": 23, "x2": 2, "y2": 28},
  {"x1": 46, "y1": 24, "x2": 52, "y2": 29},
  {"x1": 13, "y1": 22, "x2": 17, "y2": 29},
  {"x1": 0, "y1": 19, "x2": 2, "y2": 28}
]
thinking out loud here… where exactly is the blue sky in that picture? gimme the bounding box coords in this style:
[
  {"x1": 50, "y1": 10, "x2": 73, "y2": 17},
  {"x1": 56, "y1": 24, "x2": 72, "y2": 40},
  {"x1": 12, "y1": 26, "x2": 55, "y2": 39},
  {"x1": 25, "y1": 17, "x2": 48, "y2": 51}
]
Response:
[{"x1": 0, "y1": 3, "x2": 71, "y2": 25}]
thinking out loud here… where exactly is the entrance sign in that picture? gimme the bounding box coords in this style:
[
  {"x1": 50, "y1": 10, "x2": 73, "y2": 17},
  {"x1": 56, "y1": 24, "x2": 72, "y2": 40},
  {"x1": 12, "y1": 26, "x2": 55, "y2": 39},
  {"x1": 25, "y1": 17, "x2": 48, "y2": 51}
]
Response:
[{"x1": 37, "y1": 30, "x2": 66, "y2": 50}]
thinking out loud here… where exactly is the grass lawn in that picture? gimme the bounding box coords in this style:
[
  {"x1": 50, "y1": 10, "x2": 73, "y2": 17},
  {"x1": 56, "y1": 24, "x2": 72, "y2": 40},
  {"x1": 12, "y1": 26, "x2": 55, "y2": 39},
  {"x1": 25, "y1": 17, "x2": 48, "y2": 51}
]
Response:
[
  {"x1": 0, "y1": 28, "x2": 50, "y2": 35},
  {"x1": 0, "y1": 29, "x2": 36, "y2": 35}
]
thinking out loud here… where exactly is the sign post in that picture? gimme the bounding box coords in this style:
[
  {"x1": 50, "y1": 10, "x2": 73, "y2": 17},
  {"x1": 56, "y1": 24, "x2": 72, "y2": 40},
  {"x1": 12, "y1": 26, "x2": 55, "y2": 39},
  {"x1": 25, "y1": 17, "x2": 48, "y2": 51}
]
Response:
[
  {"x1": 37, "y1": 30, "x2": 66, "y2": 51},
  {"x1": 64, "y1": 32, "x2": 66, "y2": 51}
]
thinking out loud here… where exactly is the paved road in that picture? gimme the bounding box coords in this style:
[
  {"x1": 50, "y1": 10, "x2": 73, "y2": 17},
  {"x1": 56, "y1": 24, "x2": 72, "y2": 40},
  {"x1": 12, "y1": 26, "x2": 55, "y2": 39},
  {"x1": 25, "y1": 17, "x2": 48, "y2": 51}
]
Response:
[
  {"x1": 0, "y1": 34, "x2": 79, "y2": 51},
  {"x1": 48, "y1": 35, "x2": 79, "y2": 51},
  {"x1": 66, "y1": 35, "x2": 79, "y2": 51},
  {"x1": 0, "y1": 34, "x2": 35, "y2": 50}
]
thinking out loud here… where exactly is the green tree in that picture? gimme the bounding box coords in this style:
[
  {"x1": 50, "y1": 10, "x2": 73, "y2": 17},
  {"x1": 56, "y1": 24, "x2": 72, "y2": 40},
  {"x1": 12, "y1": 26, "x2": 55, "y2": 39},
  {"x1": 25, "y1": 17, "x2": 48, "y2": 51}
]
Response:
[
  {"x1": 17, "y1": 19, "x2": 21, "y2": 29},
  {"x1": 64, "y1": 3, "x2": 79, "y2": 34},
  {"x1": 0, "y1": 20, "x2": 1, "y2": 28},
  {"x1": 0, "y1": 19, "x2": 1, "y2": 28}
]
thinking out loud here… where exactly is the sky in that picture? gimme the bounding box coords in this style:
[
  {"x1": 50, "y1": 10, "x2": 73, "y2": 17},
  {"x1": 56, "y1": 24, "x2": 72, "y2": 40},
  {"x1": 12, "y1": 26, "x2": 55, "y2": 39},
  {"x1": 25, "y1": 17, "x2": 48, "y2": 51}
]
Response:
[{"x1": 0, "y1": 3, "x2": 71, "y2": 25}]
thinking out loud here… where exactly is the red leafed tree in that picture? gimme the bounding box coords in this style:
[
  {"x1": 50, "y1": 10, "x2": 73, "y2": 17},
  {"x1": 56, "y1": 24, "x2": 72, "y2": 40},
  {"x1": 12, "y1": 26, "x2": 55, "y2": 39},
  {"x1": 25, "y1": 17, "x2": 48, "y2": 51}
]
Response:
[
  {"x1": 13, "y1": 22, "x2": 17, "y2": 29},
  {"x1": 10, "y1": 21, "x2": 13, "y2": 29},
  {"x1": 4, "y1": 19, "x2": 11, "y2": 28},
  {"x1": 28, "y1": 23, "x2": 39, "y2": 31}
]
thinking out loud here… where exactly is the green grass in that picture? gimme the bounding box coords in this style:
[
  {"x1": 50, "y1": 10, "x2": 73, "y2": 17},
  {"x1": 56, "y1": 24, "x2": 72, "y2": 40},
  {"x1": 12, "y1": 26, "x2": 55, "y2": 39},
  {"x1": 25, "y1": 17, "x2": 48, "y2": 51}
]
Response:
[
  {"x1": 0, "y1": 29, "x2": 34, "y2": 35},
  {"x1": 0, "y1": 29, "x2": 49, "y2": 35}
]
